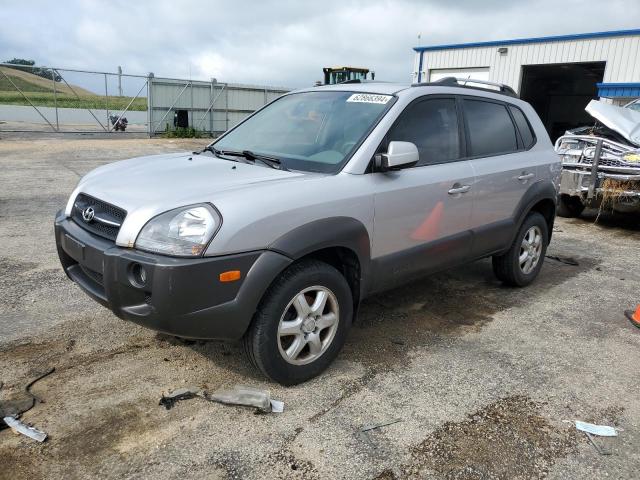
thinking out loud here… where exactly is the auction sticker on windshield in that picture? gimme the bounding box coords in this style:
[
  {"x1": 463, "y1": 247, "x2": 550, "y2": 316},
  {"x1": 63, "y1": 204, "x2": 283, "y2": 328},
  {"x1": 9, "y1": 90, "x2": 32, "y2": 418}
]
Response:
[{"x1": 346, "y1": 93, "x2": 392, "y2": 104}]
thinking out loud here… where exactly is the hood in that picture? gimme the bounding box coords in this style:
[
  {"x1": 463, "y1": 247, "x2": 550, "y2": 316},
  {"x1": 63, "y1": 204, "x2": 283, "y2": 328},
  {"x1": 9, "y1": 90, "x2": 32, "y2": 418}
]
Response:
[
  {"x1": 585, "y1": 100, "x2": 640, "y2": 147},
  {"x1": 65, "y1": 151, "x2": 310, "y2": 246}
]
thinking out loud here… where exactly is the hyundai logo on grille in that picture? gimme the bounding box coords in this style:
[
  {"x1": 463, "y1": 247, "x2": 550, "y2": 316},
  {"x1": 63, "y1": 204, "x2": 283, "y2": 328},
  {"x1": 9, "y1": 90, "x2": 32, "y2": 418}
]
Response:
[{"x1": 82, "y1": 206, "x2": 95, "y2": 222}]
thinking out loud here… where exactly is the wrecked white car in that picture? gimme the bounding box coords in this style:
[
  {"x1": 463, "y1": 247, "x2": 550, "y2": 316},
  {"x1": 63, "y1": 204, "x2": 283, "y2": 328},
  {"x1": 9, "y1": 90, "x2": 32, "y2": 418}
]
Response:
[{"x1": 554, "y1": 99, "x2": 640, "y2": 216}]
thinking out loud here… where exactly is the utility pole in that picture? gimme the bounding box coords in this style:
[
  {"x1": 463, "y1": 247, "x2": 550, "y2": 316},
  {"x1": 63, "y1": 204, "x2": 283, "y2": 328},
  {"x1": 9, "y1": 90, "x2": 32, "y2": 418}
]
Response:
[{"x1": 117, "y1": 66, "x2": 123, "y2": 97}]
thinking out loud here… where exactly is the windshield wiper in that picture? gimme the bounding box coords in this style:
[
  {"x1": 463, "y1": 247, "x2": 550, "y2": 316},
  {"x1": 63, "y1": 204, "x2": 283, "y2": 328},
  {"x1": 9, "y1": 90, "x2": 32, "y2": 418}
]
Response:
[
  {"x1": 195, "y1": 145, "x2": 244, "y2": 163},
  {"x1": 195, "y1": 146, "x2": 288, "y2": 170},
  {"x1": 219, "y1": 149, "x2": 288, "y2": 171}
]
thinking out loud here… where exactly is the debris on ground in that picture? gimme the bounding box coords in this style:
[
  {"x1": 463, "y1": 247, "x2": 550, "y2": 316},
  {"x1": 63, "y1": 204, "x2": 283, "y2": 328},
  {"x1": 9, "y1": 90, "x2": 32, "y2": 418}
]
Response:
[
  {"x1": 574, "y1": 420, "x2": 618, "y2": 456},
  {"x1": 159, "y1": 387, "x2": 204, "y2": 410},
  {"x1": 2, "y1": 416, "x2": 47, "y2": 442},
  {"x1": 159, "y1": 385, "x2": 284, "y2": 413},
  {"x1": 358, "y1": 419, "x2": 402, "y2": 449},
  {"x1": 360, "y1": 419, "x2": 402, "y2": 432},
  {"x1": 0, "y1": 367, "x2": 55, "y2": 430},
  {"x1": 584, "y1": 431, "x2": 612, "y2": 455},
  {"x1": 546, "y1": 255, "x2": 580, "y2": 266},
  {"x1": 210, "y1": 385, "x2": 284, "y2": 413},
  {"x1": 575, "y1": 420, "x2": 618, "y2": 437}
]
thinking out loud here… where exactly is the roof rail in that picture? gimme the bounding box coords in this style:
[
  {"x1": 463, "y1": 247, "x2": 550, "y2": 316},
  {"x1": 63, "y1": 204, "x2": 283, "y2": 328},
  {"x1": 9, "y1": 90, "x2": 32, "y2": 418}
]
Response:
[{"x1": 412, "y1": 77, "x2": 519, "y2": 98}]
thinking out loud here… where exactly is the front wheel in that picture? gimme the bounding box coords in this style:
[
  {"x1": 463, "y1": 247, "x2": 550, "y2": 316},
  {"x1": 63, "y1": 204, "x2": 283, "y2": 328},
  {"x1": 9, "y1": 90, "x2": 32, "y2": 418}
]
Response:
[
  {"x1": 492, "y1": 212, "x2": 549, "y2": 287},
  {"x1": 244, "y1": 259, "x2": 353, "y2": 385}
]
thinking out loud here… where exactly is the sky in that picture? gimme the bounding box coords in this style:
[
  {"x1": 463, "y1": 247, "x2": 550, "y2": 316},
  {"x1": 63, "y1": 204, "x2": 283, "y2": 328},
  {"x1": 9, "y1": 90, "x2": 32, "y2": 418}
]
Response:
[{"x1": 1, "y1": 0, "x2": 639, "y2": 91}]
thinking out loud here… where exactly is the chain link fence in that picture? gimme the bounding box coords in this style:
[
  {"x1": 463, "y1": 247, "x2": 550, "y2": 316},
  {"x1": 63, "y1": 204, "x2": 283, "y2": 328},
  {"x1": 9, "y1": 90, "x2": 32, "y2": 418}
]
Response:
[{"x1": 0, "y1": 63, "x2": 288, "y2": 136}]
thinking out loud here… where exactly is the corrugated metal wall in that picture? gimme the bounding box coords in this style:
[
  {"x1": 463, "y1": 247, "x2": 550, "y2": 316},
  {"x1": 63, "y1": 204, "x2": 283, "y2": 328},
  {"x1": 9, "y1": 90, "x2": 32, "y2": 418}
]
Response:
[
  {"x1": 413, "y1": 34, "x2": 640, "y2": 92},
  {"x1": 149, "y1": 78, "x2": 288, "y2": 135}
]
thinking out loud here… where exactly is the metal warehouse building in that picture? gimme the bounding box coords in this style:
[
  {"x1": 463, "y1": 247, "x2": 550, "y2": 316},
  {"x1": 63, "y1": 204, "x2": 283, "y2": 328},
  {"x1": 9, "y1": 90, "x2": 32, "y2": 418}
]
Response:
[
  {"x1": 412, "y1": 29, "x2": 640, "y2": 139},
  {"x1": 148, "y1": 76, "x2": 288, "y2": 136}
]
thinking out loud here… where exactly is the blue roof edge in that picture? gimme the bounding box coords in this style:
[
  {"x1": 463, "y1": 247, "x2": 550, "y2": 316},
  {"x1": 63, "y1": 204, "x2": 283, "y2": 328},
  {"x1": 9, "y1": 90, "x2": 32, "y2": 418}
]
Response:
[
  {"x1": 413, "y1": 28, "x2": 640, "y2": 52},
  {"x1": 597, "y1": 83, "x2": 640, "y2": 97},
  {"x1": 597, "y1": 82, "x2": 640, "y2": 88}
]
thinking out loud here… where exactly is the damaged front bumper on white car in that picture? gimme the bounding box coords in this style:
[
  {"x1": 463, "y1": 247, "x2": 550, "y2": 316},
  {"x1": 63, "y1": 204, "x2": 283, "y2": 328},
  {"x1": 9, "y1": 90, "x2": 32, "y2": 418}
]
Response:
[{"x1": 554, "y1": 99, "x2": 640, "y2": 213}]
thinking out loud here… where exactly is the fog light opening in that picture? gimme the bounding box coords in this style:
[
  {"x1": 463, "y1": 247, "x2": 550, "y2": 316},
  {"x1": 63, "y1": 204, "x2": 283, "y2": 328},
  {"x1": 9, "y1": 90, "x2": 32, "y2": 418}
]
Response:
[{"x1": 131, "y1": 263, "x2": 148, "y2": 287}]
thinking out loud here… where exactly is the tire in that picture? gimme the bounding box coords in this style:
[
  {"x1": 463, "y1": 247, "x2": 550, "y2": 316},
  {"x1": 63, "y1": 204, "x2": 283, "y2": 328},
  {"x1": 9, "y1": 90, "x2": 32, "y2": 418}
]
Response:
[
  {"x1": 492, "y1": 212, "x2": 549, "y2": 287},
  {"x1": 557, "y1": 194, "x2": 585, "y2": 218},
  {"x1": 243, "y1": 259, "x2": 353, "y2": 385}
]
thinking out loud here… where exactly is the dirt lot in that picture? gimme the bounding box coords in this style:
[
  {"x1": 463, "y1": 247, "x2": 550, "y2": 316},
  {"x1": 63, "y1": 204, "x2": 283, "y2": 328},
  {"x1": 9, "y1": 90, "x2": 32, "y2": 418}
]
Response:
[{"x1": 1, "y1": 135, "x2": 639, "y2": 479}]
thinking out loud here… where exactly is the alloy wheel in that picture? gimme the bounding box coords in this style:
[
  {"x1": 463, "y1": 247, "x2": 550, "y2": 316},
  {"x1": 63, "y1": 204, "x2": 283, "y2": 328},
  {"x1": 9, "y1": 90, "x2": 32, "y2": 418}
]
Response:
[
  {"x1": 519, "y1": 225, "x2": 543, "y2": 274},
  {"x1": 277, "y1": 286, "x2": 339, "y2": 365}
]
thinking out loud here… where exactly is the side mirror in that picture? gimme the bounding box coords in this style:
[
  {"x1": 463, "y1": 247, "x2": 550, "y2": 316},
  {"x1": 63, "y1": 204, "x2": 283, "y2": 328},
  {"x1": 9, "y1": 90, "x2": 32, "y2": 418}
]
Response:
[{"x1": 376, "y1": 141, "x2": 419, "y2": 171}]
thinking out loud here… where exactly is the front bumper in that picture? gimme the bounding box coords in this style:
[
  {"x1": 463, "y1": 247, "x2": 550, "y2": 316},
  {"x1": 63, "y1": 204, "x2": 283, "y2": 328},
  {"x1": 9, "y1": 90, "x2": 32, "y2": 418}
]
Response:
[
  {"x1": 559, "y1": 169, "x2": 640, "y2": 198},
  {"x1": 55, "y1": 212, "x2": 291, "y2": 339}
]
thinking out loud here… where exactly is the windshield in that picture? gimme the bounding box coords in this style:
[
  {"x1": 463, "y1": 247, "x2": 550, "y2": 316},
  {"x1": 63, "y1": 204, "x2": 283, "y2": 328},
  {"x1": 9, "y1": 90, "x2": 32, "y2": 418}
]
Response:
[
  {"x1": 625, "y1": 99, "x2": 640, "y2": 113},
  {"x1": 212, "y1": 91, "x2": 394, "y2": 173}
]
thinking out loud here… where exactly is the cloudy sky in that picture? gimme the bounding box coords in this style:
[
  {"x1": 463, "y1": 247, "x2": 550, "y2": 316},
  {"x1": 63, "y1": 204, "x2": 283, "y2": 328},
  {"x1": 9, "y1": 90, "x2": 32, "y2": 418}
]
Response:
[{"x1": 1, "y1": 0, "x2": 639, "y2": 90}]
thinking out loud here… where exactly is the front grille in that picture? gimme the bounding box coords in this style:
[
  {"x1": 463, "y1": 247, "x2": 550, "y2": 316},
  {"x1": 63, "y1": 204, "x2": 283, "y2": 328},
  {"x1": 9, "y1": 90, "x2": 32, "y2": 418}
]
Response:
[
  {"x1": 71, "y1": 193, "x2": 127, "y2": 241},
  {"x1": 574, "y1": 155, "x2": 640, "y2": 170},
  {"x1": 557, "y1": 136, "x2": 640, "y2": 173}
]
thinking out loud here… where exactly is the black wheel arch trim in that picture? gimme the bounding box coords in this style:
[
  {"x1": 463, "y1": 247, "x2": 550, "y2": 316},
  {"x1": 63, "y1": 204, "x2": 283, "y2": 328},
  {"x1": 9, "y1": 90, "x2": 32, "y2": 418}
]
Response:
[
  {"x1": 268, "y1": 216, "x2": 371, "y2": 293},
  {"x1": 510, "y1": 180, "x2": 557, "y2": 245}
]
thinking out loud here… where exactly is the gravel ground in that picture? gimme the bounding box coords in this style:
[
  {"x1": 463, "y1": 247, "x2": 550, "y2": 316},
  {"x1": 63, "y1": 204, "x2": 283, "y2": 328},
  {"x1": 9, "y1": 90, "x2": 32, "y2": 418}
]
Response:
[{"x1": 1, "y1": 135, "x2": 639, "y2": 479}]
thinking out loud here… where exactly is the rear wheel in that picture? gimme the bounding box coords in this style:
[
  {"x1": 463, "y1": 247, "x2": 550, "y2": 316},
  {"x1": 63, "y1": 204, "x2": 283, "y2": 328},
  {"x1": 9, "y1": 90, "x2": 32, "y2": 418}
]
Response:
[
  {"x1": 244, "y1": 259, "x2": 352, "y2": 385},
  {"x1": 557, "y1": 194, "x2": 585, "y2": 218},
  {"x1": 492, "y1": 212, "x2": 548, "y2": 287}
]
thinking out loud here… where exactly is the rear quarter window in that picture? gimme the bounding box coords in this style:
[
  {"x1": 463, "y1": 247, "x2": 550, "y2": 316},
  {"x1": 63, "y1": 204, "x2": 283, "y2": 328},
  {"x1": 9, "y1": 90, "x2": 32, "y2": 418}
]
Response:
[
  {"x1": 463, "y1": 99, "x2": 518, "y2": 157},
  {"x1": 509, "y1": 105, "x2": 536, "y2": 149}
]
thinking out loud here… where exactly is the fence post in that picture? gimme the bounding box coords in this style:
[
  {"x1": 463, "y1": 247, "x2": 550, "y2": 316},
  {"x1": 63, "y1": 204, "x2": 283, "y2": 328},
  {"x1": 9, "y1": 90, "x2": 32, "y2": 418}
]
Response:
[
  {"x1": 51, "y1": 68, "x2": 59, "y2": 131},
  {"x1": 104, "y1": 73, "x2": 110, "y2": 132},
  {"x1": 190, "y1": 79, "x2": 194, "y2": 130},
  {"x1": 147, "y1": 72, "x2": 154, "y2": 137},
  {"x1": 225, "y1": 83, "x2": 229, "y2": 132},
  {"x1": 214, "y1": 77, "x2": 218, "y2": 137},
  {"x1": 117, "y1": 66, "x2": 123, "y2": 97}
]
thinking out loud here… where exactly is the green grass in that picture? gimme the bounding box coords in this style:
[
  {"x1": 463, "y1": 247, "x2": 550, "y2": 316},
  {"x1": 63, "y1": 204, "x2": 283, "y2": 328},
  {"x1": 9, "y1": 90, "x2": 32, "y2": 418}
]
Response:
[
  {"x1": 161, "y1": 125, "x2": 206, "y2": 138},
  {"x1": 0, "y1": 90, "x2": 148, "y2": 111},
  {"x1": 0, "y1": 75, "x2": 51, "y2": 92}
]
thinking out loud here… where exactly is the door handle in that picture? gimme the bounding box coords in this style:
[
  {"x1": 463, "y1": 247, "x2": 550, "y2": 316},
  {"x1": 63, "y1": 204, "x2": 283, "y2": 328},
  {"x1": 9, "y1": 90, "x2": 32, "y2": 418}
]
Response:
[
  {"x1": 517, "y1": 172, "x2": 535, "y2": 181},
  {"x1": 448, "y1": 184, "x2": 471, "y2": 195}
]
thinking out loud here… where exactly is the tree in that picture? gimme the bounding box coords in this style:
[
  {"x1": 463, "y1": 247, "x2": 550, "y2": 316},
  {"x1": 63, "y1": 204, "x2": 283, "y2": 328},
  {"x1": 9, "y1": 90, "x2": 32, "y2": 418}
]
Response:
[{"x1": 4, "y1": 58, "x2": 62, "y2": 82}]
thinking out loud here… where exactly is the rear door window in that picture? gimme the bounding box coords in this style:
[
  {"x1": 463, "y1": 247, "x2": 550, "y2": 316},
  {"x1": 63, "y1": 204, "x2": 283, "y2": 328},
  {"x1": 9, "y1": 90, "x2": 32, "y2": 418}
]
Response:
[
  {"x1": 509, "y1": 106, "x2": 535, "y2": 149},
  {"x1": 387, "y1": 97, "x2": 460, "y2": 166},
  {"x1": 463, "y1": 99, "x2": 518, "y2": 157}
]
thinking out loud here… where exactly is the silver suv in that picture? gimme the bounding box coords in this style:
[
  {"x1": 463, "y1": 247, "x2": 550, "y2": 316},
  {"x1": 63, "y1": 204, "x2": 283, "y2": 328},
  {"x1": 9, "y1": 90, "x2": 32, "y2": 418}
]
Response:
[{"x1": 55, "y1": 79, "x2": 560, "y2": 384}]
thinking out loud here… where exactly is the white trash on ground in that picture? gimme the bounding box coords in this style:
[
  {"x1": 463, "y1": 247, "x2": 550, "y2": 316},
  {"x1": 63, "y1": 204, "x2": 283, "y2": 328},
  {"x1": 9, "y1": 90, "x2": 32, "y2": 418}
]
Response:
[
  {"x1": 210, "y1": 385, "x2": 284, "y2": 413},
  {"x1": 2, "y1": 416, "x2": 47, "y2": 442},
  {"x1": 159, "y1": 385, "x2": 284, "y2": 413},
  {"x1": 575, "y1": 420, "x2": 618, "y2": 437}
]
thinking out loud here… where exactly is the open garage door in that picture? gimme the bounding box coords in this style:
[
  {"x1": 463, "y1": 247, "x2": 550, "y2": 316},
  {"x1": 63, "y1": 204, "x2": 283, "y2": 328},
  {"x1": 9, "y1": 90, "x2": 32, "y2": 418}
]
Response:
[{"x1": 519, "y1": 62, "x2": 605, "y2": 141}]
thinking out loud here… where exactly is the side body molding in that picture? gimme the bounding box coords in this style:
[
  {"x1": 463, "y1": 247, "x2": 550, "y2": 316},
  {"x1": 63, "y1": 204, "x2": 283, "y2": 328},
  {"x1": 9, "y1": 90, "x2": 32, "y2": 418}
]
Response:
[
  {"x1": 471, "y1": 180, "x2": 559, "y2": 259},
  {"x1": 268, "y1": 216, "x2": 372, "y2": 292}
]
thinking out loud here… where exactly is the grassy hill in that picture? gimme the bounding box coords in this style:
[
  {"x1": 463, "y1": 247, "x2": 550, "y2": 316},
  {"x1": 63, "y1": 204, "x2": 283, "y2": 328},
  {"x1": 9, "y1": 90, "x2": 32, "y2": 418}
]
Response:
[{"x1": 0, "y1": 66, "x2": 147, "y2": 111}]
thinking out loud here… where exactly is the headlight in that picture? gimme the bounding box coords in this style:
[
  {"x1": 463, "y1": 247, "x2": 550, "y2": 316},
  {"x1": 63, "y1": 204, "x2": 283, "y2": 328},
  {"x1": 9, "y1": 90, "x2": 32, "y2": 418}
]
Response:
[{"x1": 135, "y1": 204, "x2": 221, "y2": 257}]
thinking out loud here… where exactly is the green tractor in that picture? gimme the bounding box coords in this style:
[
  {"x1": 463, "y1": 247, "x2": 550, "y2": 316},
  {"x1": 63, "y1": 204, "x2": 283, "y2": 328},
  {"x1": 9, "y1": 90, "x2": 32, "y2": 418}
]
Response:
[{"x1": 322, "y1": 67, "x2": 375, "y2": 85}]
